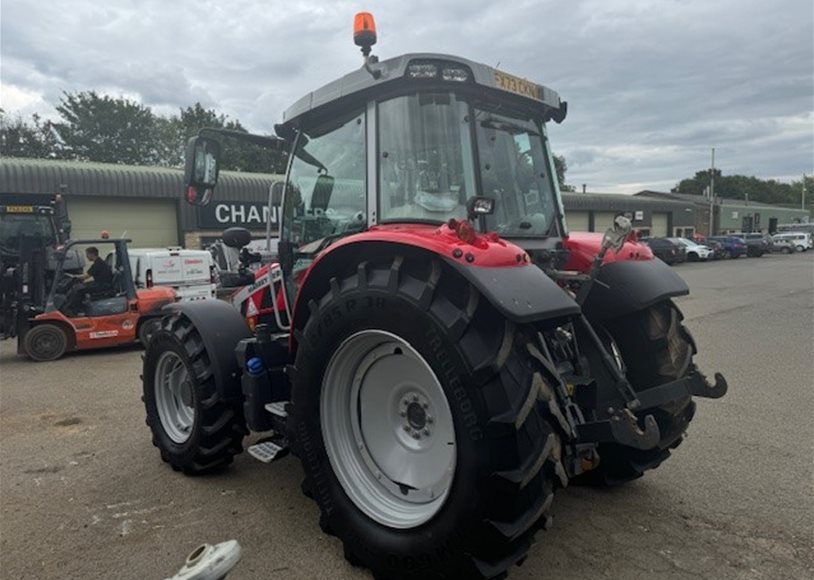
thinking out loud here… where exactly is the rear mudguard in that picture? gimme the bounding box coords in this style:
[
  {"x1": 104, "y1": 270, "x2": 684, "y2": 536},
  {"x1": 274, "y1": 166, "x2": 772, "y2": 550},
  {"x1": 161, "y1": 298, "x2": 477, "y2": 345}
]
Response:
[
  {"x1": 290, "y1": 228, "x2": 581, "y2": 342},
  {"x1": 581, "y1": 259, "x2": 689, "y2": 321},
  {"x1": 161, "y1": 300, "x2": 251, "y2": 401}
]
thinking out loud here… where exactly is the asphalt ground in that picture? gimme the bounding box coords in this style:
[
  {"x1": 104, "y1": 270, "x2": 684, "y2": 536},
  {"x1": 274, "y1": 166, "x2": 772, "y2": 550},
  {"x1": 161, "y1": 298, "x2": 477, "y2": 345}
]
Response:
[{"x1": 1, "y1": 252, "x2": 812, "y2": 580}]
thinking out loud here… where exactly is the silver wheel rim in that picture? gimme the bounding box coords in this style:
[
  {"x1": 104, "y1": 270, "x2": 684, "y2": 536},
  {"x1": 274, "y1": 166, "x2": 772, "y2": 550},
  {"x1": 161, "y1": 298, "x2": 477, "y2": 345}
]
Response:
[
  {"x1": 155, "y1": 351, "x2": 195, "y2": 444},
  {"x1": 321, "y1": 330, "x2": 456, "y2": 529}
]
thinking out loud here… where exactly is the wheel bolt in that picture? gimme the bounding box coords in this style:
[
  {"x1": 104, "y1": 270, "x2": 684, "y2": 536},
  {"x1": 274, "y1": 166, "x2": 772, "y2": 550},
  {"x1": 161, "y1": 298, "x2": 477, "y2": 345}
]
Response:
[
  {"x1": 423, "y1": 429, "x2": 430, "y2": 436},
  {"x1": 411, "y1": 394, "x2": 419, "y2": 402},
  {"x1": 412, "y1": 432, "x2": 420, "y2": 439},
  {"x1": 403, "y1": 425, "x2": 411, "y2": 432},
  {"x1": 399, "y1": 410, "x2": 406, "y2": 417},
  {"x1": 426, "y1": 416, "x2": 434, "y2": 424},
  {"x1": 422, "y1": 402, "x2": 428, "y2": 409}
]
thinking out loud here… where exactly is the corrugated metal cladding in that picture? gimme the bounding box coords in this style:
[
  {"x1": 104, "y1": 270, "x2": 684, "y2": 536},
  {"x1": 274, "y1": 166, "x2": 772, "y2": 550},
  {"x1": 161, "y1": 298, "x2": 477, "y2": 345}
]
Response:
[{"x1": 0, "y1": 158, "x2": 283, "y2": 231}]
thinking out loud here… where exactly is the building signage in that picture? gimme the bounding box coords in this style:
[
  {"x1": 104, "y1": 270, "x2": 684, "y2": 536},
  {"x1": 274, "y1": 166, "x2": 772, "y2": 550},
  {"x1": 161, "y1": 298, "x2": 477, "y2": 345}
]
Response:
[
  {"x1": 198, "y1": 202, "x2": 280, "y2": 229},
  {"x1": 634, "y1": 210, "x2": 644, "y2": 221}
]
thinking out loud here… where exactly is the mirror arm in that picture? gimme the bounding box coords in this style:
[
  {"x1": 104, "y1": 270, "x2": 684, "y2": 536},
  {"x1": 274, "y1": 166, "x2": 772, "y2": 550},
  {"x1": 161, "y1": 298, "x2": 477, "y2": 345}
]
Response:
[{"x1": 197, "y1": 128, "x2": 286, "y2": 150}]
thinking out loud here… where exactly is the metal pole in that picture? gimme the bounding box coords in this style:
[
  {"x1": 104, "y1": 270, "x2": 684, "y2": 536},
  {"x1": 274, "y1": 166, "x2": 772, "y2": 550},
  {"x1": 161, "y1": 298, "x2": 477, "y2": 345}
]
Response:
[
  {"x1": 803, "y1": 173, "x2": 807, "y2": 210},
  {"x1": 708, "y1": 148, "x2": 715, "y2": 236}
]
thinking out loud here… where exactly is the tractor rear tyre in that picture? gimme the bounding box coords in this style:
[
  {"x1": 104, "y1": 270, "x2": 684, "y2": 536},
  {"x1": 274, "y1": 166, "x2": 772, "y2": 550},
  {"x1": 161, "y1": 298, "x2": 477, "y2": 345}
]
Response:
[
  {"x1": 579, "y1": 300, "x2": 697, "y2": 485},
  {"x1": 142, "y1": 314, "x2": 247, "y2": 474},
  {"x1": 290, "y1": 255, "x2": 568, "y2": 580},
  {"x1": 23, "y1": 323, "x2": 69, "y2": 362}
]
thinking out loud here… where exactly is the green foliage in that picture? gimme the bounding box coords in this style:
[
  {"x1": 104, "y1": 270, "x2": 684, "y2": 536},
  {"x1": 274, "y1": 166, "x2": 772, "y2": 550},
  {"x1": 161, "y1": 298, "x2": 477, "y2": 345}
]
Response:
[
  {"x1": 0, "y1": 92, "x2": 285, "y2": 173},
  {"x1": 52, "y1": 91, "x2": 158, "y2": 164},
  {"x1": 0, "y1": 111, "x2": 62, "y2": 159},
  {"x1": 673, "y1": 169, "x2": 812, "y2": 209},
  {"x1": 553, "y1": 154, "x2": 574, "y2": 191}
]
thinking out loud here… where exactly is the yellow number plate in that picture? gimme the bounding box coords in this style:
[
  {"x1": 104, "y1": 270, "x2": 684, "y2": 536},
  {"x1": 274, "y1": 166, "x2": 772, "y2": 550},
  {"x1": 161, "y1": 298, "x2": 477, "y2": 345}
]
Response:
[
  {"x1": 494, "y1": 71, "x2": 543, "y2": 101},
  {"x1": 4, "y1": 205, "x2": 35, "y2": 213}
]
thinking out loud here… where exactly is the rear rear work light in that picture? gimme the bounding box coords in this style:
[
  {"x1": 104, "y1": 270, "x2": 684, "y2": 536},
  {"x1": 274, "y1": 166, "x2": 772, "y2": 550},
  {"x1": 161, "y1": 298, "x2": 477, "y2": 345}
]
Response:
[
  {"x1": 406, "y1": 60, "x2": 471, "y2": 82},
  {"x1": 441, "y1": 67, "x2": 470, "y2": 82},
  {"x1": 407, "y1": 63, "x2": 438, "y2": 78}
]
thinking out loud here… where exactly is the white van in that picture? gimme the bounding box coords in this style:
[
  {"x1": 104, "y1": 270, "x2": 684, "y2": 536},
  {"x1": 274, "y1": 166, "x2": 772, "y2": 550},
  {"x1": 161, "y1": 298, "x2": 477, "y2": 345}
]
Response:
[{"x1": 128, "y1": 248, "x2": 216, "y2": 300}]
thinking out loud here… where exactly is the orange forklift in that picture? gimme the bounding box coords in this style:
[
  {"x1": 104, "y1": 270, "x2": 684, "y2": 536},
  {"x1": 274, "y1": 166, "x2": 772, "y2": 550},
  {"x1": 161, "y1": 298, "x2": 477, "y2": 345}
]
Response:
[{"x1": 1, "y1": 232, "x2": 175, "y2": 361}]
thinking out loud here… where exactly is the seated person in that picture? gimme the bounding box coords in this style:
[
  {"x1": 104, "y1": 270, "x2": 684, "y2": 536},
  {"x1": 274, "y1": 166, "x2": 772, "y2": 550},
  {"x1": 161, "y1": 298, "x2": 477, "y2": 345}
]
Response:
[{"x1": 63, "y1": 246, "x2": 114, "y2": 315}]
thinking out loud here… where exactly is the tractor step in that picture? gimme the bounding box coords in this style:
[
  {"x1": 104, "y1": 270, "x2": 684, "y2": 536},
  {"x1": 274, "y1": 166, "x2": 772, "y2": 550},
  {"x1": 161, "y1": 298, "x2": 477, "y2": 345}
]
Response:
[
  {"x1": 247, "y1": 437, "x2": 290, "y2": 463},
  {"x1": 264, "y1": 402, "x2": 289, "y2": 418}
]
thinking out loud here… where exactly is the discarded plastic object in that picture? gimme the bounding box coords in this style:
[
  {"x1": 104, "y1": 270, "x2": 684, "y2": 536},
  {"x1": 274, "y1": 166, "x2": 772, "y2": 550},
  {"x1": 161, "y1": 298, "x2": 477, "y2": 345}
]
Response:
[{"x1": 165, "y1": 540, "x2": 241, "y2": 580}]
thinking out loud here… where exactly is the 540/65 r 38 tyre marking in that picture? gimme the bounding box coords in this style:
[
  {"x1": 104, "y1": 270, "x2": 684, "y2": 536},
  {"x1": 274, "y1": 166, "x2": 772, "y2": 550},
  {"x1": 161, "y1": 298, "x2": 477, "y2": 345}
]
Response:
[{"x1": 290, "y1": 254, "x2": 569, "y2": 580}]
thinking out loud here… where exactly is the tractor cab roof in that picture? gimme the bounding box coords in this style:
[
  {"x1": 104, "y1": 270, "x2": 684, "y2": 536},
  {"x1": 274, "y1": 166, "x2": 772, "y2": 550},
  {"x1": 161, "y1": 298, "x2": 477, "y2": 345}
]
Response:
[{"x1": 279, "y1": 53, "x2": 567, "y2": 133}]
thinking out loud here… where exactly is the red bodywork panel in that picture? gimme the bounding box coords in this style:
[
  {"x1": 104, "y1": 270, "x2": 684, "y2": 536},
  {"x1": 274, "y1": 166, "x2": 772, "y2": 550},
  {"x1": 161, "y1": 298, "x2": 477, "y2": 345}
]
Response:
[
  {"x1": 237, "y1": 225, "x2": 657, "y2": 330},
  {"x1": 322, "y1": 222, "x2": 529, "y2": 268},
  {"x1": 562, "y1": 232, "x2": 654, "y2": 272},
  {"x1": 32, "y1": 286, "x2": 175, "y2": 352}
]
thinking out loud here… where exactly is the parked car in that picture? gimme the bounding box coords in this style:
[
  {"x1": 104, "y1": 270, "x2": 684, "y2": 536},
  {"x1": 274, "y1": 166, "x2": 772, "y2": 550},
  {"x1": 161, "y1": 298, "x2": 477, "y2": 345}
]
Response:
[
  {"x1": 772, "y1": 232, "x2": 811, "y2": 252},
  {"x1": 705, "y1": 239, "x2": 727, "y2": 260},
  {"x1": 641, "y1": 237, "x2": 685, "y2": 265},
  {"x1": 707, "y1": 236, "x2": 748, "y2": 259},
  {"x1": 729, "y1": 232, "x2": 770, "y2": 257},
  {"x1": 770, "y1": 237, "x2": 795, "y2": 254},
  {"x1": 668, "y1": 237, "x2": 712, "y2": 261},
  {"x1": 128, "y1": 247, "x2": 217, "y2": 301}
]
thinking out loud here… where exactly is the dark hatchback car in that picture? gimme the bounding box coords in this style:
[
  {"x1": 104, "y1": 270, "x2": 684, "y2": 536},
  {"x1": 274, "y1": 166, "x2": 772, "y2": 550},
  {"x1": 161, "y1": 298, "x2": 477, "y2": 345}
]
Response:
[
  {"x1": 641, "y1": 237, "x2": 685, "y2": 265},
  {"x1": 732, "y1": 232, "x2": 772, "y2": 256},
  {"x1": 707, "y1": 236, "x2": 748, "y2": 258}
]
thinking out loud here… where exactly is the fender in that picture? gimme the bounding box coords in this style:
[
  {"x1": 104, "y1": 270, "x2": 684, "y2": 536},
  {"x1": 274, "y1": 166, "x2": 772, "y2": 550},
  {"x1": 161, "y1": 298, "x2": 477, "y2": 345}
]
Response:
[
  {"x1": 581, "y1": 259, "x2": 689, "y2": 321},
  {"x1": 163, "y1": 299, "x2": 251, "y2": 401},
  {"x1": 291, "y1": 224, "x2": 580, "y2": 339}
]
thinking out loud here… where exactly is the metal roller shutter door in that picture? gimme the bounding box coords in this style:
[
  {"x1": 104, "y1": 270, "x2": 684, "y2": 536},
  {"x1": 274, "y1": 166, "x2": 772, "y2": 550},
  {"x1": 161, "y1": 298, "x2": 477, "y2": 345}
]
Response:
[
  {"x1": 565, "y1": 211, "x2": 590, "y2": 232},
  {"x1": 651, "y1": 212, "x2": 669, "y2": 237},
  {"x1": 68, "y1": 197, "x2": 178, "y2": 248},
  {"x1": 593, "y1": 212, "x2": 617, "y2": 233}
]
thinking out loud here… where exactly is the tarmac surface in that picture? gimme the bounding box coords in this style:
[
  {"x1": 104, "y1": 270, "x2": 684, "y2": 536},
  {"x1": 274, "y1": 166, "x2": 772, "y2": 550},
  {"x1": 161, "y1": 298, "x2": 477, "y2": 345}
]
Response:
[{"x1": 1, "y1": 252, "x2": 812, "y2": 579}]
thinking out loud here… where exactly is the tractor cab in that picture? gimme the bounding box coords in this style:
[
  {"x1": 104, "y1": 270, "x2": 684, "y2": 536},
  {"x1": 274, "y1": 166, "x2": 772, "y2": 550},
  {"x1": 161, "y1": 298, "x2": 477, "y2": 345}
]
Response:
[{"x1": 185, "y1": 27, "x2": 570, "y2": 290}]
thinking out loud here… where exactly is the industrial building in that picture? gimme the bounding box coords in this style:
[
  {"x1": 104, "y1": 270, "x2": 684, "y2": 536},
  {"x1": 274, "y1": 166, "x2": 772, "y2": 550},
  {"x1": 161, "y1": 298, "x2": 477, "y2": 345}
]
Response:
[
  {"x1": 561, "y1": 192, "x2": 698, "y2": 238},
  {"x1": 635, "y1": 190, "x2": 810, "y2": 235},
  {"x1": 0, "y1": 158, "x2": 282, "y2": 249}
]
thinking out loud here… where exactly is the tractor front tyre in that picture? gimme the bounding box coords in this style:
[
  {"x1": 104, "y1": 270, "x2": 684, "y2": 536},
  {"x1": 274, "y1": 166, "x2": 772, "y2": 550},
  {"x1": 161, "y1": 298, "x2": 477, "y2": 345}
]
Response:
[
  {"x1": 23, "y1": 323, "x2": 69, "y2": 361},
  {"x1": 582, "y1": 300, "x2": 697, "y2": 485},
  {"x1": 138, "y1": 317, "x2": 162, "y2": 346},
  {"x1": 142, "y1": 314, "x2": 247, "y2": 474},
  {"x1": 290, "y1": 256, "x2": 568, "y2": 580}
]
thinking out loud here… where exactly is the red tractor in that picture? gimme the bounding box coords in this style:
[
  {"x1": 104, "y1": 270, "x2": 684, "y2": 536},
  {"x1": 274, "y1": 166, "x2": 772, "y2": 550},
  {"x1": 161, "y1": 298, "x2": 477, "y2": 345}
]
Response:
[{"x1": 143, "y1": 14, "x2": 727, "y2": 579}]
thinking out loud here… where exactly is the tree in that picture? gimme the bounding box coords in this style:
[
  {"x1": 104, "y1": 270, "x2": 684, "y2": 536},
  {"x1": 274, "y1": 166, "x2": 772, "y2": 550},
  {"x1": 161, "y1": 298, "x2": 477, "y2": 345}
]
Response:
[
  {"x1": 52, "y1": 91, "x2": 159, "y2": 164},
  {"x1": 553, "y1": 155, "x2": 574, "y2": 191},
  {"x1": 0, "y1": 111, "x2": 61, "y2": 158},
  {"x1": 672, "y1": 169, "x2": 804, "y2": 207},
  {"x1": 156, "y1": 103, "x2": 286, "y2": 173}
]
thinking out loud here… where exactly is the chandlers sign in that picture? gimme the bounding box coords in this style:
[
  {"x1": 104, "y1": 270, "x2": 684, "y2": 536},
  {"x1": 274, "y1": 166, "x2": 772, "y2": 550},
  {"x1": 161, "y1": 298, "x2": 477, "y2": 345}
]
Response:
[{"x1": 198, "y1": 202, "x2": 280, "y2": 229}]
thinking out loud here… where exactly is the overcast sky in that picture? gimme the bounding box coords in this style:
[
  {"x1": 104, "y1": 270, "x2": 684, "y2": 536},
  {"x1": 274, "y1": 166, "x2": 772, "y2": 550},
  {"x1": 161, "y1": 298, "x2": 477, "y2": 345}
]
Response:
[{"x1": 2, "y1": 0, "x2": 812, "y2": 193}]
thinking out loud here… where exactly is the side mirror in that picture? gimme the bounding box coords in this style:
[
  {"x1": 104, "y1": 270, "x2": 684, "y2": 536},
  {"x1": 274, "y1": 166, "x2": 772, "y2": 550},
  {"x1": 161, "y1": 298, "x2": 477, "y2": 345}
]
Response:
[
  {"x1": 602, "y1": 214, "x2": 633, "y2": 253},
  {"x1": 222, "y1": 227, "x2": 252, "y2": 249},
  {"x1": 184, "y1": 136, "x2": 222, "y2": 206}
]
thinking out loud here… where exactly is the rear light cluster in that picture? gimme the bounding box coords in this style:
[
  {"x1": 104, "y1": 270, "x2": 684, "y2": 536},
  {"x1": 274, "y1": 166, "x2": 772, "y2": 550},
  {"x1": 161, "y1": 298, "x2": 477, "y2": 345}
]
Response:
[
  {"x1": 145, "y1": 269, "x2": 153, "y2": 288},
  {"x1": 406, "y1": 60, "x2": 472, "y2": 82},
  {"x1": 210, "y1": 265, "x2": 216, "y2": 284}
]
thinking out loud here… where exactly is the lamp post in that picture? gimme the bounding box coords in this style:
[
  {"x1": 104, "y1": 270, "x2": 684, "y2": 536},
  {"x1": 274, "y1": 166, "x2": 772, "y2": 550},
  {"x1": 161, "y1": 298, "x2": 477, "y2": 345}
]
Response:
[{"x1": 708, "y1": 148, "x2": 715, "y2": 236}]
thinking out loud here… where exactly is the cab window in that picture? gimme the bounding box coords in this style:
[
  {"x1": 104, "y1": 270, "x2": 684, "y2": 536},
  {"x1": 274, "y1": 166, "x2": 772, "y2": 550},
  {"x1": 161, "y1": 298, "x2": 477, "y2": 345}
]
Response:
[{"x1": 283, "y1": 109, "x2": 367, "y2": 252}]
